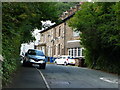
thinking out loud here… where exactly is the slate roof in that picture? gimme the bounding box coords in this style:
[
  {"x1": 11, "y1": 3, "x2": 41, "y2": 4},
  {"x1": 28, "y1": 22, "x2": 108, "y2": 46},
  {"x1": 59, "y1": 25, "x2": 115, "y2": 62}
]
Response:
[
  {"x1": 66, "y1": 41, "x2": 81, "y2": 48},
  {"x1": 39, "y1": 13, "x2": 75, "y2": 33}
]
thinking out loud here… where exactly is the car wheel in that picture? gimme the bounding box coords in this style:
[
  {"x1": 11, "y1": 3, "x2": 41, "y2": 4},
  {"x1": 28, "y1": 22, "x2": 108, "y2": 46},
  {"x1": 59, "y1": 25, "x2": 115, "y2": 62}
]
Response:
[
  {"x1": 39, "y1": 63, "x2": 46, "y2": 69},
  {"x1": 42, "y1": 63, "x2": 46, "y2": 69},
  {"x1": 42, "y1": 65, "x2": 46, "y2": 69},
  {"x1": 64, "y1": 62, "x2": 67, "y2": 66},
  {"x1": 28, "y1": 63, "x2": 32, "y2": 67},
  {"x1": 72, "y1": 64, "x2": 75, "y2": 66},
  {"x1": 55, "y1": 61, "x2": 57, "y2": 65},
  {"x1": 22, "y1": 60, "x2": 26, "y2": 67}
]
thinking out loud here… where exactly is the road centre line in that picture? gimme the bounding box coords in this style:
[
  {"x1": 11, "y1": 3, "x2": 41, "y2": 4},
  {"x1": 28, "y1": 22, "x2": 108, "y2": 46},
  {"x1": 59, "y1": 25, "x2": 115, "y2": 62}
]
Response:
[{"x1": 36, "y1": 68, "x2": 51, "y2": 90}]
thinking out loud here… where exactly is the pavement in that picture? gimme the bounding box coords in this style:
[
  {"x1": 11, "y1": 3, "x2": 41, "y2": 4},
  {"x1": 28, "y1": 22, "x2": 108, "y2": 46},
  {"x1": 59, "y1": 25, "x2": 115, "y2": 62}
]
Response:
[{"x1": 3, "y1": 66, "x2": 47, "y2": 89}]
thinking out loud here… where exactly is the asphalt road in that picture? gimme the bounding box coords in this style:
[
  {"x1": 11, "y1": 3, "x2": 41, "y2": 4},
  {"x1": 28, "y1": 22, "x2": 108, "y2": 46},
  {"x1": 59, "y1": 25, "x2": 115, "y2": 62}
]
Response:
[
  {"x1": 3, "y1": 64, "x2": 119, "y2": 89},
  {"x1": 41, "y1": 64, "x2": 118, "y2": 88}
]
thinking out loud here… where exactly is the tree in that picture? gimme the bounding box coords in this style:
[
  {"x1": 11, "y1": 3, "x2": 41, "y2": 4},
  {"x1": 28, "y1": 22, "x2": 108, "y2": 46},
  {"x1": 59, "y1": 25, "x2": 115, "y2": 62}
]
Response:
[
  {"x1": 55, "y1": 2, "x2": 79, "y2": 16},
  {"x1": 2, "y1": 2, "x2": 81, "y2": 86},
  {"x1": 68, "y1": 2, "x2": 120, "y2": 73},
  {"x1": 2, "y1": 2, "x2": 59, "y2": 86}
]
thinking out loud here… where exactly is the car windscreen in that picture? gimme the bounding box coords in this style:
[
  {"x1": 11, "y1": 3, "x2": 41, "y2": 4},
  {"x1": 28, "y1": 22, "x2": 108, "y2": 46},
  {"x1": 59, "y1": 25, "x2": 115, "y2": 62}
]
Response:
[
  {"x1": 36, "y1": 50, "x2": 45, "y2": 56},
  {"x1": 68, "y1": 57, "x2": 73, "y2": 59},
  {"x1": 28, "y1": 50, "x2": 36, "y2": 55},
  {"x1": 28, "y1": 50, "x2": 45, "y2": 56},
  {"x1": 63, "y1": 57, "x2": 66, "y2": 59}
]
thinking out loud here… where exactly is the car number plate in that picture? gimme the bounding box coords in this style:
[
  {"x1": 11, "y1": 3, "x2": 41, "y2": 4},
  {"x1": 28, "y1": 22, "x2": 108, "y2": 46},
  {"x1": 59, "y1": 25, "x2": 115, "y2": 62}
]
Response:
[{"x1": 32, "y1": 64, "x2": 39, "y2": 67}]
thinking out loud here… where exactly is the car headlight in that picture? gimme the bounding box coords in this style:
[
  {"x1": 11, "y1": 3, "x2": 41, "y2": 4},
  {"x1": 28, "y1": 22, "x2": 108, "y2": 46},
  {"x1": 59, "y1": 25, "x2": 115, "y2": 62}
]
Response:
[
  {"x1": 30, "y1": 59, "x2": 34, "y2": 62},
  {"x1": 41, "y1": 60, "x2": 45, "y2": 63}
]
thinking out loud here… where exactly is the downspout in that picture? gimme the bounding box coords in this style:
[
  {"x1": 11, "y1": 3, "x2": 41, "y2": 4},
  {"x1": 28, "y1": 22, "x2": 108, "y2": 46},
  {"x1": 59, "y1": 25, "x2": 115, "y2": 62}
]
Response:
[{"x1": 64, "y1": 22, "x2": 66, "y2": 55}]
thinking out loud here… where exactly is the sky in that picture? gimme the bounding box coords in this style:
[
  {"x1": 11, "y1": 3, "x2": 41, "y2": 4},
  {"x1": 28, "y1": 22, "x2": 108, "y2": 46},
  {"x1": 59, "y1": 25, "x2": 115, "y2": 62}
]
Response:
[{"x1": 20, "y1": 21, "x2": 55, "y2": 56}]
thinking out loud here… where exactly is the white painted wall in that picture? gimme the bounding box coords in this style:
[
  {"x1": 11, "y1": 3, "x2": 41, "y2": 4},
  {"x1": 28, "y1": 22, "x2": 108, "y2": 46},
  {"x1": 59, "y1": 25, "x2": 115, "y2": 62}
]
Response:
[{"x1": 20, "y1": 42, "x2": 34, "y2": 56}]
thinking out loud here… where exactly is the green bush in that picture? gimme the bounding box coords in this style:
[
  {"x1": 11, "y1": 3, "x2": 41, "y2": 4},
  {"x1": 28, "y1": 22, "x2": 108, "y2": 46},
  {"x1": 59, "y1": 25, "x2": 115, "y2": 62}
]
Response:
[
  {"x1": 69, "y1": 2, "x2": 120, "y2": 74},
  {"x1": 2, "y1": 2, "x2": 60, "y2": 86}
]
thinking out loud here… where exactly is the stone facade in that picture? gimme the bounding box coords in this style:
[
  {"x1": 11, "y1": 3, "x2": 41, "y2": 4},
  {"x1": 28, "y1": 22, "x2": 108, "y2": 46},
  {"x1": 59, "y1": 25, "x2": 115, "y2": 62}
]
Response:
[
  {"x1": 37, "y1": 3, "x2": 84, "y2": 58},
  {"x1": 37, "y1": 21, "x2": 84, "y2": 58}
]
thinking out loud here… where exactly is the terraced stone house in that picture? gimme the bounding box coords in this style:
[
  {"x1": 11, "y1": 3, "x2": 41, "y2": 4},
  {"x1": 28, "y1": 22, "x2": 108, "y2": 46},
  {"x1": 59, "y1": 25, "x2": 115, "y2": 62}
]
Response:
[{"x1": 36, "y1": 3, "x2": 84, "y2": 59}]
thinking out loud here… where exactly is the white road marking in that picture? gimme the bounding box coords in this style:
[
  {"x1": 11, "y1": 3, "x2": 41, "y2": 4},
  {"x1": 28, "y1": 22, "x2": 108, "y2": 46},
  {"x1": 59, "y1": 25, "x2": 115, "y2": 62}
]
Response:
[
  {"x1": 36, "y1": 68, "x2": 51, "y2": 90},
  {"x1": 100, "y1": 77, "x2": 118, "y2": 84}
]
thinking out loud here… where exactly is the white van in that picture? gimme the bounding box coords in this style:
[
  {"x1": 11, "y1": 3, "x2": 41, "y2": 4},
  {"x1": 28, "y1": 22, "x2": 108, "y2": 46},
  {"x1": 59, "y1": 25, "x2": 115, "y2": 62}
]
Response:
[{"x1": 54, "y1": 55, "x2": 75, "y2": 66}]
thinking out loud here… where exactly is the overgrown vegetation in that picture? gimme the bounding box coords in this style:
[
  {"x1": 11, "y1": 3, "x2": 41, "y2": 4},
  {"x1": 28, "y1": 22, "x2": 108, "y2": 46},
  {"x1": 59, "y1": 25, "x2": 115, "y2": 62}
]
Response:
[
  {"x1": 55, "y1": 2, "x2": 79, "y2": 16},
  {"x1": 2, "y1": 2, "x2": 59, "y2": 86},
  {"x1": 69, "y1": 2, "x2": 120, "y2": 74},
  {"x1": 2, "y1": 2, "x2": 77, "y2": 86}
]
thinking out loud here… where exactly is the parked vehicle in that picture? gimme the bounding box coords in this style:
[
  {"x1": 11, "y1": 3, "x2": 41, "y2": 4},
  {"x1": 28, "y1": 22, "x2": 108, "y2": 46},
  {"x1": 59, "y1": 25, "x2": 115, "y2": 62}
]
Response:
[
  {"x1": 19, "y1": 55, "x2": 24, "y2": 64},
  {"x1": 54, "y1": 55, "x2": 75, "y2": 66},
  {"x1": 72, "y1": 57, "x2": 85, "y2": 67},
  {"x1": 23, "y1": 49, "x2": 46, "y2": 69}
]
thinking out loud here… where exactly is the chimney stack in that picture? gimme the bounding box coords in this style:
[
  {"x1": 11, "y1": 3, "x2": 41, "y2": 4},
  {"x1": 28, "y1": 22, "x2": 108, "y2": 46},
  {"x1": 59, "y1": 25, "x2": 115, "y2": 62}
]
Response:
[
  {"x1": 76, "y1": 4, "x2": 80, "y2": 11},
  {"x1": 72, "y1": 6, "x2": 77, "y2": 12},
  {"x1": 60, "y1": 3, "x2": 81, "y2": 20}
]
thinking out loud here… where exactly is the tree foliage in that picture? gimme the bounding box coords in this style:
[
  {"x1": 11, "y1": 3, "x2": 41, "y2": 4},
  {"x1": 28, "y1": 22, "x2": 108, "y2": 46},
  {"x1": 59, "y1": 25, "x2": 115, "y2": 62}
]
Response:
[
  {"x1": 69, "y1": 2, "x2": 120, "y2": 73},
  {"x1": 2, "y1": 2, "x2": 59, "y2": 86},
  {"x1": 55, "y1": 2, "x2": 79, "y2": 16}
]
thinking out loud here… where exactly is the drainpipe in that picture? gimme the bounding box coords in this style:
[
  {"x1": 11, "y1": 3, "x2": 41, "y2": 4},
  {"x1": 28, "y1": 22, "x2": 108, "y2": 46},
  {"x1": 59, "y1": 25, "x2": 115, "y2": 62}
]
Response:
[{"x1": 64, "y1": 22, "x2": 66, "y2": 55}]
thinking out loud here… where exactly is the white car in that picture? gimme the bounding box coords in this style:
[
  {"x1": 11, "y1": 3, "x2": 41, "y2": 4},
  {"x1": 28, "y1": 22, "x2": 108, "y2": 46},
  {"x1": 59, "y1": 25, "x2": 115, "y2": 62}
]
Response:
[{"x1": 54, "y1": 55, "x2": 76, "y2": 66}]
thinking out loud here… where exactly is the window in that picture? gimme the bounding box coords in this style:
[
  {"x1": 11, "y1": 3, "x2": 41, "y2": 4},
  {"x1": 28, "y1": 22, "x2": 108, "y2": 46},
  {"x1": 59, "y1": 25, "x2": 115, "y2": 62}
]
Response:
[
  {"x1": 70, "y1": 48, "x2": 72, "y2": 56},
  {"x1": 73, "y1": 48, "x2": 75, "y2": 57},
  {"x1": 78, "y1": 48, "x2": 80, "y2": 56},
  {"x1": 71, "y1": 49, "x2": 73, "y2": 56},
  {"x1": 74, "y1": 48, "x2": 77, "y2": 56},
  {"x1": 68, "y1": 47, "x2": 83, "y2": 57},
  {"x1": 59, "y1": 26, "x2": 61, "y2": 36},
  {"x1": 53, "y1": 45, "x2": 55, "y2": 55},
  {"x1": 58, "y1": 44, "x2": 60, "y2": 55},
  {"x1": 73, "y1": 31, "x2": 80, "y2": 37}
]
